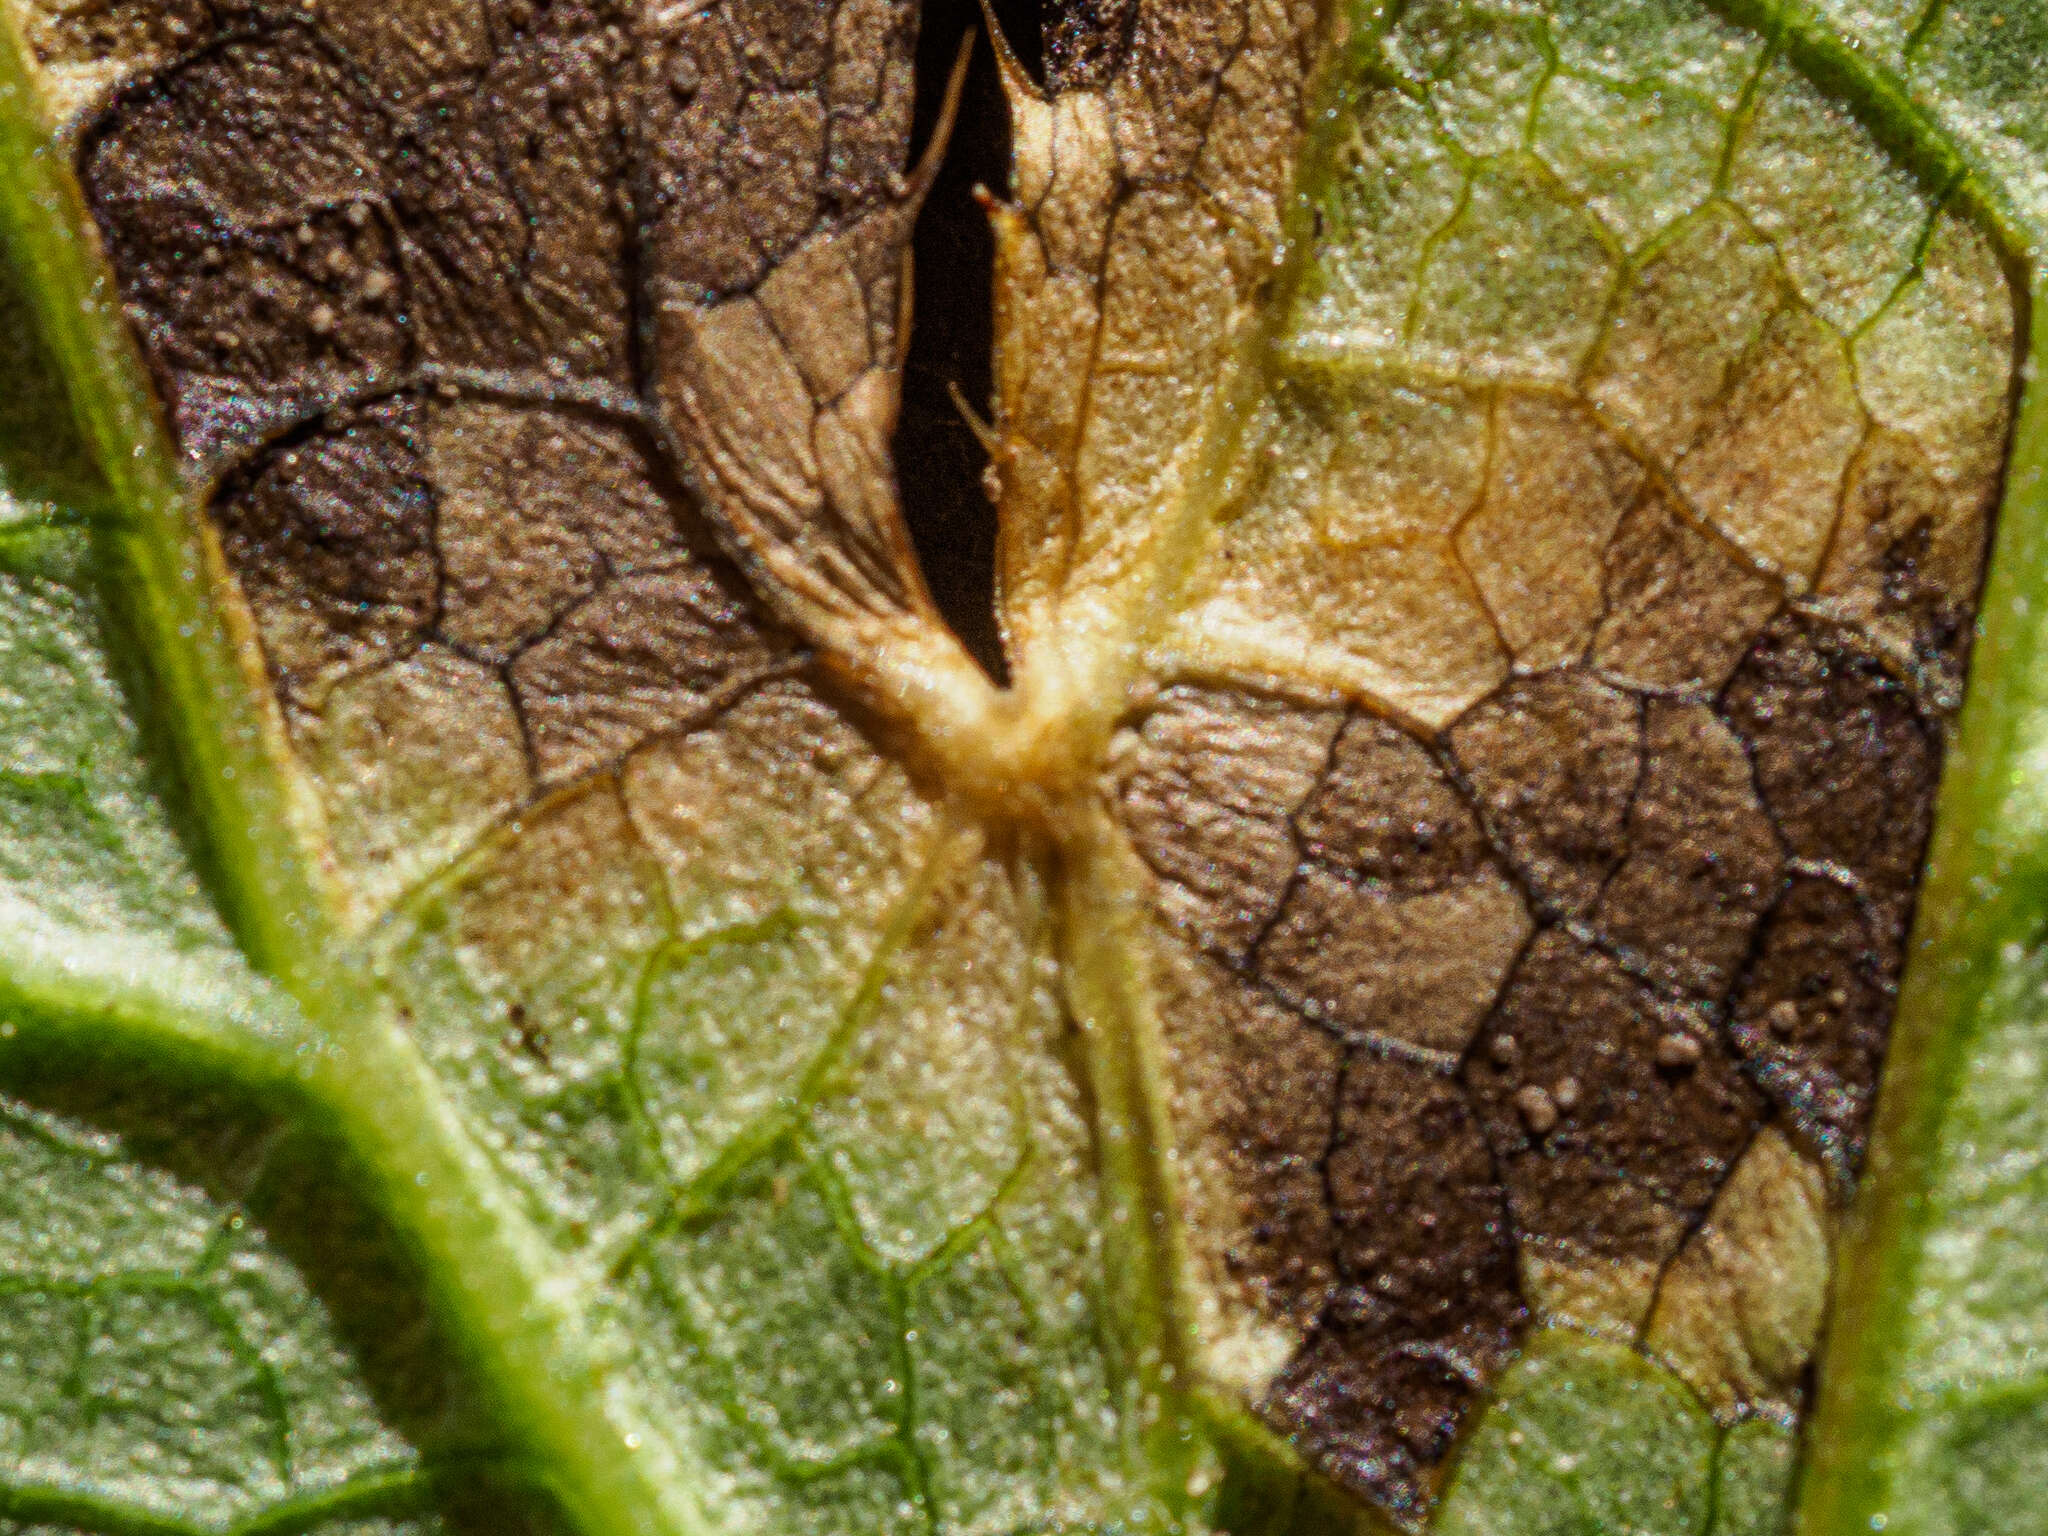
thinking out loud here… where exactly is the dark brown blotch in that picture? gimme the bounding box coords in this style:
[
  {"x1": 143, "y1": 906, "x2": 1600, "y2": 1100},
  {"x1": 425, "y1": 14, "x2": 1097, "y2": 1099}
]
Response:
[
  {"x1": 1466, "y1": 929, "x2": 1765, "y2": 1263},
  {"x1": 391, "y1": 20, "x2": 630, "y2": 379},
  {"x1": 1254, "y1": 861, "x2": 1530, "y2": 1058},
  {"x1": 1297, "y1": 712, "x2": 1489, "y2": 890},
  {"x1": 1728, "y1": 874, "x2": 1899, "y2": 1179},
  {"x1": 1448, "y1": 670, "x2": 1643, "y2": 919},
  {"x1": 1590, "y1": 698, "x2": 1785, "y2": 1000},
  {"x1": 212, "y1": 396, "x2": 438, "y2": 705},
  {"x1": 1825, "y1": 431, "x2": 1993, "y2": 706},
  {"x1": 1719, "y1": 612, "x2": 1940, "y2": 931},
  {"x1": 1271, "y1": 1056, "x2": 1524, "y2": 1520},
  {"x1": 85, "y1": 31, "x2": 391, "y2": 230},
  {"x1": 83, "y1": 32, "x2": 406, "y2": 464},
  {"x1": 1044, "y1": 0, "x2": 1140, "y2": 92},
  {"x1": 1325, "y1": 1058, "x2": 1524, "y2": 1347},
  {"x1": 1153, "y1": 941, "x2": 1342, "y2": 1331},
  {"x1": 1109, "y1": 0, "x2": 1246, "y2": 180}
]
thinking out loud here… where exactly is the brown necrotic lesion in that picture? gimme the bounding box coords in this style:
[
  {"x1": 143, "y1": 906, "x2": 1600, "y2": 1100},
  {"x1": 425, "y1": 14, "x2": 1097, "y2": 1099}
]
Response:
[
  {"x1": 1111, "y1": 602, "x2": 1949, "y2": 1511},
  {"x1": 66, "y1": 0, "x2": 951, "y2": 922},
  {"x1": 210, "y1": 389, "x2": 798, "y2": 921},
  {"x1": 1109, "y1": 205, "x2": 2012, "y2": 1536},
  {"x1": 1092, "y1": 2, "x2": 2022, "y2": 1509}
]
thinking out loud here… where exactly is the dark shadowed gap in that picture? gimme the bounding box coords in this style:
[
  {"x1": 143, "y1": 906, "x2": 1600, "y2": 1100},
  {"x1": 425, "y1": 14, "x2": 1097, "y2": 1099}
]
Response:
[{"x1": 898, "y1": 0, "x2": 1044, "y2": 684}]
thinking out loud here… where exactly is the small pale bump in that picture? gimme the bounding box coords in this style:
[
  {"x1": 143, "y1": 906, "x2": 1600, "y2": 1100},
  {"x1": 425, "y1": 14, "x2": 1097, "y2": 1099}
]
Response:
[
  {"x1": 1656, "y1": 1032, "x2": 1705, "y2": 1071},
  {"x1": 1516, "y1": 1084, "x2": 1559, "y2": 1135}
]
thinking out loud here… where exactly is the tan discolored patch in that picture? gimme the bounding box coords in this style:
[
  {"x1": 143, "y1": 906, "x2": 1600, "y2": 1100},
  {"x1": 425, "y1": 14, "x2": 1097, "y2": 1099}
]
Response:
[
  {"x1": 1517, "y1": 1244, "x2": 1662, "y2": 1342},
  {"x1": 1260, "y1": 864, "x2": 1532, "y2": 1055},
  {"x1": 1586, "y1": 203, "x2": 1788, "y2": 465},
  {"x1": 290, "y1": 646, "x2": 530, "y2": 925},
  {"x1": 1179, "y1": 385, "x2": 1511, "y2": 729},
  {"x1": 1589, "y1": 699, "x2": 1785, "y2": 1000},
  {"x1": 1111, "y1": 685, "x2": 1341, "y2": 962},
  {"x1": 9, "y1": 0, "x2": 212, "y2": 122},
  {"x1": 426, "y1": 405, "x2": 685, "y2": 665},
  {"x1": 1851, "y1": 211, "x2": 2017, "y2": 492},
  {"x1": 1644, "y1": 1128, "x2": 1833, "y2": 1419},
  {"x1": 988, "y1": 0, "x2": 1326, "y2": 667},
  {"x1": 1455, "y1": 394, "x2": 1646, "y2": 671},
  {"x1": 1674, "y1": 305, "x2": 1868, "y2": 586},
  {"x1": 1448, "y1": 672, "x2": 1642, "y2": 921},
  {"x1": 621, "y1": 680, "x2": 935, "y2": 941},
  {"x1": 1590, "y1": 488, "x2": 1787, "y2": 693},
  {"x1": 196, "y1": 389, "x2": 796, "y2": 922}
]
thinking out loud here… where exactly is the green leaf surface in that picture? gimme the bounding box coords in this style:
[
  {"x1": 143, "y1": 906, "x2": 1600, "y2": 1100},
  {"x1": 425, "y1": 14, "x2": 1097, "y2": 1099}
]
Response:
[
  {"x1": 1435, "y1": 1331, "x2": 1716, "y2": 1536},
  {"x1": 0, "y1": 0, "x2": 2041, "y2": 1533}
]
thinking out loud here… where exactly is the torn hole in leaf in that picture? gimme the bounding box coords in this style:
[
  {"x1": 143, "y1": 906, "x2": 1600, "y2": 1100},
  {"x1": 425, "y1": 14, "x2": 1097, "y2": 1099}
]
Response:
[{"x1": 895, "y1": 0, "x2": 1045, "y2": 683}]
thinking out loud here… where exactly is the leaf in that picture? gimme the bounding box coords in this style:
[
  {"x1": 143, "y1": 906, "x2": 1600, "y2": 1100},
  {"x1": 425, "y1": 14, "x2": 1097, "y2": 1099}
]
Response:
[{"x1": 0, "y1": 0, "x2": 2040, "y2": 1534}]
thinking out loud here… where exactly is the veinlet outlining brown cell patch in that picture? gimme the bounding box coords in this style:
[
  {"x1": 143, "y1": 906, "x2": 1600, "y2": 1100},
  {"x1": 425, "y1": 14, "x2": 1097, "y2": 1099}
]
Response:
[{"x1": 49, "y1": 0, "x2": 2026, "y2": 1524}]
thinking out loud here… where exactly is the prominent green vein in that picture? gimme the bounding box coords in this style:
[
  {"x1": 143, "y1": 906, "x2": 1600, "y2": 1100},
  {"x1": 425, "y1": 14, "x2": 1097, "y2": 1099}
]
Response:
[
  {"x1": 1704, "y1": 0, "x2": 2021, "y2": 255},
  {"x1": 0, "y1": 1461, "x2": 436, "y2": 1536},
  {"x1": 0, "y1": 19, "x2": 331, "y2": 1003},
  {"x1": 1057, "y1": 811, "x2": 1228, "y2": 1525},
  {"x1": 0, "y1": 895, "x2": 307, "y2": 1081}
]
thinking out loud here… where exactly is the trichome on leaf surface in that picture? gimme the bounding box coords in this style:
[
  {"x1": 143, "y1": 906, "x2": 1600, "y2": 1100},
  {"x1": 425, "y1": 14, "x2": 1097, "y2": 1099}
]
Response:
[{"x1": 0, "y1": 0, "x2": 2044, "y2": 1532}]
